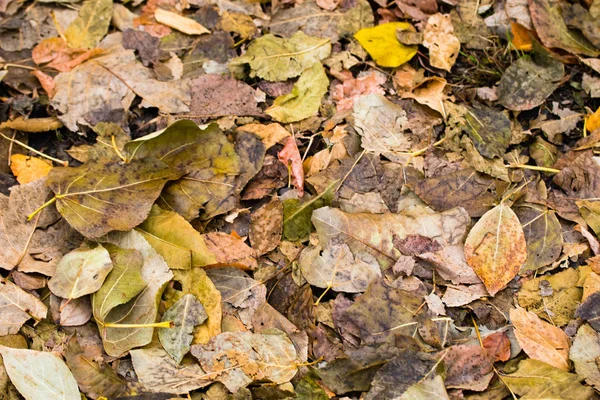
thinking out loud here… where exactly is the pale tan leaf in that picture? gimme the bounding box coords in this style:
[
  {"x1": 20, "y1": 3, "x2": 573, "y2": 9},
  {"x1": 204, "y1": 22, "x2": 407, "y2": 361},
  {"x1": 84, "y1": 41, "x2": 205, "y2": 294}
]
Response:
[{"x1": 154, "y1": 9, "x2": 209, "y2": 35}]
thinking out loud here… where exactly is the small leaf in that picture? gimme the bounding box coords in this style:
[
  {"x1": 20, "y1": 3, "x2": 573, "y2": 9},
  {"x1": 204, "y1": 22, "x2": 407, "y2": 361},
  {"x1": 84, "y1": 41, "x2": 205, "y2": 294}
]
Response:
[
  {"x1": 250, "y1": 198, "x2": 283, "y2": 255},
  {"x1": 64, "y1": 0, "x2": 112, "y2": 49},
  {"x1": 154, "y1": 9, "x2": 209, "y2": 35},
  {"x1": 283, "y1": 180, "x2": 336, "y2": 241},
  {"x1": 48, "y1": 244, "x2": 113, "y2": 300},
  {"x1": 423, "y1": 13, "x2": 460, "y2": 71},
  {"x1": 464, "y1": 105, "x2": 511, "y2": 159},
  {"x1": 576, "y1": 200, "x2": 600, "y2": 237},
  {"x1": 464, "y1": 203, "x2": 527, "y2": 296},
  {"x1": 277, "y1": 136, "x2": 304, "y2": 195},
  {"x1": 47, "y1": 158, "x2": 181, "y2": 238},
  {"x1": 354, "y1": 22, "x2": 418, "y2": 67},
  {"x1": 159, "y1": 294, "x2": 207, "y2": 364},
  {"x1": 399, "y1": 375, "x2": 449, "y2": 400},
  {"x1": 0, "y1": 280, "x2": 47, "y2": 336},
  {"x1": 0, "y1": 346, "x2": 80, "y2": 400},
  {"x1": 9, "y1": 154, "x2": 52, "y2": 185},
  {"x1": 266, "y1": 62, "x2": 329, "y2": 123}
]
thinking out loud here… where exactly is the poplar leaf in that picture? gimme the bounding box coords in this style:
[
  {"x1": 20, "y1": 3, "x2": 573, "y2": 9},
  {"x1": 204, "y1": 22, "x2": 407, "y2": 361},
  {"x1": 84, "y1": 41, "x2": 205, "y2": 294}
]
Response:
[
  {"x1": 0, "y1": 280, "x2": 47, "y2": 336},
  {"x1": 64, "y1": 0, "x2": 113, "y2": 49},
  {"x1": 354, "y1": 22, "x2": 418, "y2": 67}
]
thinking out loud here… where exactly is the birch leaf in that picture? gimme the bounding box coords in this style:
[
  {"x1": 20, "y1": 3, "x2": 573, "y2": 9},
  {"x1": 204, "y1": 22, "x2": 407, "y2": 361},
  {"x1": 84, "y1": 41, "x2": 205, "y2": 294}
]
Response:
[
  {"x1": 0, "y1": 280, "x2": 47, "y2": 336},
  {"x1": 0, "y1": 346, "x2": 80, "y2": 400},
  {"x1": 464, "y1": 203, "x2": 527, "y2": 296},
  {"x1": 48, "y1": 245, "x2": 113, "y2": 300},
  {"x1": 354, "y1": 22, "x2": 418, "y2": 67},
  {"x1": 47, "y1": 158, "x2": 181, "y2": 238},
  {"x1": 159, "y1": 294, "x2": 207, "y2": 364},
  {"x1": 64, "y1": 0, "x2": 112, "y2": 49}
]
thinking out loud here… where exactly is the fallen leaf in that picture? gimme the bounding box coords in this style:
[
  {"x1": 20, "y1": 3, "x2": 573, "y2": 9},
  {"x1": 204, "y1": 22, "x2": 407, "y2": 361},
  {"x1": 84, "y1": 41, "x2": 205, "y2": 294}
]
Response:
[
  {"x1": 47, "y1": 158, "x2": 180, "y2": 238},
  {"x1": 502, "y1": 359, "x2": 594, "y2": 398},
  {"x1": 0, "y1": 346, "x2": 80, "y2": 400},
  {"x1": 31, "y1": 69, "x2": 56, "y2": 97},
  {"x1": 130, "y1": 348, "x2": 210, "y2": 394},
  {"x1": 583, "y1": 73, "x2": 600, "y2": 98},
  {"x1": 354, "y1": 22, "x2": 417, "y2": 67},
  {"x1": 136, "y1": 204, "x2": 217, "y2": 269},
  {"x1": 510, "y1": 306, "x2": 570, "y2": 370},
  {"x1": 464, "y1": 203, "x2": 527, "y2": 296},
  {"x1": 441, "y1": 283, "x2": 488, "y2": 307},
  {"x1": 482, "y1": 331, "x2": 511, "y2": 362},
  {"x1": 202, "y1": 232, "x2": 258, "y2": 270},
  {"x1": 64, "y1": 0, "x2": 113, "y2": 49},
  {"x1": 229, "y1": 31, "x2": 331, "y2": 82},
  {"x1": 266, "y1": 62, "x2": 329, "y2": 123},
  {"x1": 510, "y1": 22, "x2": 534, "y2": 51},
  {"x1": 399, "y1": 375, "x2": 449, "y2": 400},
  {"x1": 282, "y1": 180, "x2": 336, "y2": 241},
  {"x1": 529, "y1": 136, "x2": 559, "y2": 168},
  {"x1": 250, "y1": 198, "x2": 283, "y2": 255},
  {"x1": 576, "y1": 292, "x2": 600, "y2": 332},
  {"x1": 401, "y1": 77, "x2": 449, "y2": 117},
  {"x1": 219, "y1": 11, "x2": 256, "y2": 39},
  {"x1": 570, "y1": 323, "x2": 600, "y2": 390},
  {"x1": 32, "y1": 37, "x2": 104, "y2": 73},
  {"x1": 444, "y1": 344, "x2": 494, "y2": 391},
  {"x1": 154, "y1": 9, "x2": 209, "y2": 35},
  {"x1": 48, "y1": 244, "x2": 113, "y2": 300},
  {"x1": 418, "y1": 245, "x2": 482, "y2": 285},
  {"x1": 578, "y1": 200, "x2": 600, "y2": 237},
  {"x1": 464, "y1": 105, "x2": 511, "y2": 159},
  {"x1": 277, "y1": 136, "x2": 304, "y2": 196},
  {"x1": 450, "y1": 0, "x2": 491, "y2": 49},
  {"x1": 423, "y1": 13, "x2": 460, "y2": 71},
  {"x1": 9, "y1": 154, "x2": 52, "y2": 185},
  {"x1": 237, "y1": 123, "x2": 290, "y2": 149},
  {"x1": 50, "y1": 296, "x2": 91, "y2": 326},
  {"x1": 190, "y1": 330, "x2": 298, "y2": 392},
  {"x1": 188, "y1": 74, "x2": 262, "y2": 118},
  {"x1": 159, "y1": 294, "x2": 207, "y2": 364},
  {"x1": 299, "y1": 238, "x2": 381, "y2": 293},
  {"x1": 588, "y1": 107, "x2": 600, "y2": 132},
  {"x1": 331, "y1": 71, "x2": 386, "y2": 111},
  {"x1": 0, "y1": 279, "x2": 47, "y2": 335}
]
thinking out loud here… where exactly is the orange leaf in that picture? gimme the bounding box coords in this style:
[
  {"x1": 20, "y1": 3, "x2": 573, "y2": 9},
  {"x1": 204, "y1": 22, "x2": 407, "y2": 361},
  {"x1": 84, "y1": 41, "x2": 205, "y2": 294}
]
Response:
[
  {"x1": 278, "y1": 136, "x2": 304, "y2": 197},
  {"x1": 31, "y1": 70, "x2": 56, "y2": 98},
  {"x1": 588, "y1": 107, "x2": 600, "y2": 133},
  {"x1": 510, "y1": 22, "x2": 533, "y2": 52},
  {"x1": 9, "y1": 154, "x2": 53, "y2": 184},
  {"x1": 32, "y1": 37, "x2": 103, "y2": 72}
]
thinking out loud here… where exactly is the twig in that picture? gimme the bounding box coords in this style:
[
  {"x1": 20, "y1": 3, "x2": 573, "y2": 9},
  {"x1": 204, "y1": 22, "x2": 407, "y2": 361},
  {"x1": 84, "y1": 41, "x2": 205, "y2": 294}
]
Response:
[{"x1": 0, "y1": 131, "x2": 68, "y2": 166}]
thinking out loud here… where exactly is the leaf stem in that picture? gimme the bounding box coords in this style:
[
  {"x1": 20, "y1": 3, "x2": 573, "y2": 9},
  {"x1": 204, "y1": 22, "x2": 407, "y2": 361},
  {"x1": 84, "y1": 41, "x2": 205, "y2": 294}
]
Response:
[
  {"x1": 26, "y1": 196, "x2": 57, "y2": 221},
  {"x1": 508, "y1": 164, "x2": 560, "y2": 174},
  {"x1": 111, "y1": 134, "x2": 127, "y2": 162},
  {"x1": 314, "y1": 285, "x2": 331, "y2": 306},
  {"x1": 101, "y1": 321, "x2": 174, "y2": 329},
  {"x1": 0, "y1": 131, "x2": 68, "y2": 166}
]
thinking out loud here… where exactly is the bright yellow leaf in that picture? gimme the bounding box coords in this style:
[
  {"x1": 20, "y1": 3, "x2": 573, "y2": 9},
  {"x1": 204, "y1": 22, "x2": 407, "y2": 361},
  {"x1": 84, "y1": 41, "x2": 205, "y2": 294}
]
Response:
[
  {"x1": 588, "y1": 107, "x2": 600, "y2": 133},
  {"x1": 354, "y1": 22, "x2": 417, "y2": 68},
  {"x1": 9, "y1": 154, "x2": 53, "y2": 184}
]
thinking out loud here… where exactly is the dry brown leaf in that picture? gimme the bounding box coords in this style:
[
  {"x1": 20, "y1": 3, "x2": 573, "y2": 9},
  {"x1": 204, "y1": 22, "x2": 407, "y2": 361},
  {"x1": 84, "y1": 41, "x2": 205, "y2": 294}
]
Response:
[
  {"x1": 401, "y1": 77, "x2": 449, "y2": 117},
  {"x1": 423, "y1": 13, "x2": 460, "y2": 71},
  {"x1": 202, "y1": 232, "x2": 258, "y2": 270},
  {"x1": 238, "y1": 123, "x2": 291, "y2": 149},
  {"x1": 9, "y1": 154, "x2": 53, "y2": 185},
  {"x1": 510, "y1": 306, "x2": 570, "y2": 370}
]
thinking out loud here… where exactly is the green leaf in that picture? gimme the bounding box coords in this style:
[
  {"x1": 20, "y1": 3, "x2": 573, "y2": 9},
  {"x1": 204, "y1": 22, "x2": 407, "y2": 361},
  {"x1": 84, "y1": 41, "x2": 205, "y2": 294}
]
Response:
[
  {"x1": 464, "y1": 106, "x2": 511, "y2": 159},
  {"x1": 399, "y1": 375, "x2": 449, "y2": 400},
  {"x1": 159, "y1": 294, "x2": 207, "y2": 364},
  {"x1": 0, "y1": 346, "x2": 80, "y2": 400},
  {"x1": 295, "y1": 374, "x2": 329, "y2": 400},
  {"x1": 46, "y1": 158, "x2": 181, "y2": 238},
  {"x1": 229, "y1": 31, "x2": 331, "y2": 82},
  {"x1": 125, "y1": 120, "x2": 241, "y2": 221},
  {"x1": 502, "y1": 359, "x2": 594, "y2": 399},
  {"x1": 266, "y1": 62, "x2": 329, "y2": 123},
  {"x1": 354, "y1": 22, "x2": 418, "y2": 67},
  {"x1": 92, "y1": 243, "x2": 145, "y2": 322},
  {"x1": 137, "y1": 204, "x2": 217, "y2": 269},
  {"x1": 64, "y1": 0, "x2": 112, "y2": 49},
  {"x1": 0, "y1": 280, "x2": 47, "y2": 336},
  {"x1": 97, "y1": 231, "x2": 173, "y2": 356},
  {"x1": 48, "y1": 244, "x2": 113, "y2": 299},
  {"x1": 282, "y1": 179, "x2": 337, "y2": 241}
]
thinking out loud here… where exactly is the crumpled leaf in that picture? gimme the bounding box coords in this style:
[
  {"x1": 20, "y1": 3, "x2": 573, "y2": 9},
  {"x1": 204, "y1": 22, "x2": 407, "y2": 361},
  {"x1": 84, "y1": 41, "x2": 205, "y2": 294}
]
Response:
[
  {"x1": 266, "y1": 62, "x2": 329, "y2": 123},
  {"x1": 464, "y1": 203, "x2": 527, "y2": 296},
  {"x1": 354, "y1": 22, "x2": 418, "y2": 67},
  {"x1": 136, "y1": 205, "x2": 217, "y2": 269},
  {"x1": 497, "y1": 47, "x2": 564, "y2": 111},
  {"x1": 401, "y1": 77, "x2": 449, "y2": 117},
  {"x1": 159, "y1": 294, "x2": 207, "y2": 364},
  {"x1": 190, "y1": 330, "x2": 298, "y2": 393},
  {"x1": 0, "y1": 279, "x2": 47, "y2": 336},
  {"x1": 502, "y1": 359, "x2": 594, "y2": 399},
  {"x1": 423, "y1": 13, "x2": 460, "y2": 71},
  {"x1": 48, "y1": 245, "x2": 113, "y2": 300},
  {"x1": 237, "y1": 123, "x2": 290, "y2": 150},
  {"x1": 529, "y1": 0, "x2": 598, "y2": 56},
  {"x1": 64, "y1": 0, "x2": 112, "y2": 49},
  {"x1": 130, "y1": 348, "x2": 210, "y2": 394},
  {"x1": 283, "y1": 180, "x2": 336, "y2": 241},
  {"x1": 229, "y1": 31, "x2": 331, "y2": 82},
  {"x1": 510, "y1": 306, "x2": 570, "y2": 370},
  {"x1": 125, "y1": 120, "x2": 241, "y2": 221},
  {"x1": 570, "y1": 323, "x2": 600, "y2": 390},
  {"x1": 0, "y1": 346, "x2": 80, "y2": 400},
  {"x1": 9, "y1": 154, "x2": 52, "y2": 185},
  {"x1": 202, "y1": 232, "x2": 258, "y2": 270},
  {"x1": 47, "y1": 157, "x2": 180, "y2": 238},
  {"x1": 278, "y1": 137, "x2": 304, "y2": 196},
  {"x1": 312, "y1": 205, "x2": 470, "y2": 269},
  {"x1": 97, "y1": 230, "x2": 173, "y2": 356}
]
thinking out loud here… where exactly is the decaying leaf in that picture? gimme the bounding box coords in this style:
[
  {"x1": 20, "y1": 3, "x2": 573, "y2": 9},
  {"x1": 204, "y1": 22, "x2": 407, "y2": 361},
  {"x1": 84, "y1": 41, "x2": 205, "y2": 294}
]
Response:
[
  {"x1": 64, "y1": 0, "x2": 112, "y2": 49},
  {"x1": 0, "y1": 279, "x2": 47, "y2": 335},
  {"x1": 423, "y1": 13, "x2": 460, "y2": 71},
  {"x1": 202, "y1": 232, "x2": 258, "y2": 270},
  {"x1": 444, "y1": 344, "x2": 494, "y2": 391},
  {"x1": 250, "y1": 198, "x2": 283, "y2": 255},
  {"x1": 283, "y1": 180, "x2": 336, "y2": 241},
  {"x1": 191, "y1": 330, "x2": 298, "y2": 392},
  {"x1": 278, "y1": 136, "x2": 304, "y2": 196},
  {"x1": 464, "y1": 203, "x2": 527, "y2": 296},
  {"x1": 570, "y1": 323, "x2": 600, "y2": 390},
  {"x1": 354, "y1": 22, "x2": 418, "y2": 67}
]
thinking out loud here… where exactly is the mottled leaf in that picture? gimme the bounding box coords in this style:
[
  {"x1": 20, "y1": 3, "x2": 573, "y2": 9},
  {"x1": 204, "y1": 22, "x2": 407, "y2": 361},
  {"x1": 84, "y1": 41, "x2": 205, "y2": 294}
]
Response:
[
  {"x1": 423, "y1": 13, "x2": 460, "y2": 71},
  {"x1": 0, "y1": 279, "x2": 47, "y2": 336},
  {"x1": 159, "y1": 294, "x2": 207, "y2": 364},
  {"x1": 250, "y1": 198, "x2": 283, "y2": 255},
  {"x1": 444, "y1": 344, "x2": 494, "y2": 390},
  {"x1": 48, "y1": 245, "x2": 113, "y2": 300},
  {"x1": 64, "y1": 0, "x2": 112, "y2": 49},
  {"x1": 464, "y1": 203, "x2": 527, "y2": 296},
  {"x1": 365, "y1": 352, "x2": 435, "y2": 399},
  {"x1": 399, "y1": 375, "x2": 448, "y2": 400},
  {"x1": 576, "y1": 292, "x2": 600, "y2": 332},
  {"x1": 464, "y1": 106, "x2": 511, "y2": 159}
]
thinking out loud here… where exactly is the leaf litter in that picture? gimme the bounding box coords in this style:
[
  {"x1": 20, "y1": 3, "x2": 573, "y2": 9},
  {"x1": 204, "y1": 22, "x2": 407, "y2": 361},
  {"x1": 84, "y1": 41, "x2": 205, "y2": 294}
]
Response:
[{"x1": 1, "y1": 0, "x2": 600, "y2": 398}]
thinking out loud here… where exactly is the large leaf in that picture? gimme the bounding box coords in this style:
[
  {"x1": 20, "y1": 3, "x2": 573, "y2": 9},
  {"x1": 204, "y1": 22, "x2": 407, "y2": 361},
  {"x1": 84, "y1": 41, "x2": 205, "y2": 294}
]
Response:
[
  {"x1": 159, "y1": 294, "x2": 207, "y2": 364},
  {"x1": 97, "y1": 231, "x2": 173, "y2": 356},
  {"x1": 0, "y1": 279, "x2": 47, "y2": 335},
  {"x1": 510, "y1": 306, "x2": 570, "y2": 370},
  {"x1": 229, "y1": 31, "x2": 331, "y2": 81},
  {"x1": 312, "y1": 205, "x2": 470, "y2": 269},
  {"x1": 64, "y1": 0, "x2": 112, "y2": 49},
  {"x1": 464, "y1": 203, "x2": 527, "y2": 296},
  {"x1": 48, "y1": 245, "x2": 113, "y2": 300},
  {"x1": 502, "y1": 359, "x2": 594, "y2": 399},
  {"x1": 136, "y1": 205, "x2": 217, "y2": 269},
  {"x1": 125, "y1": 120, "x2": 241, "y2": 221},
  {"x1": 46, "y1": 158, "x2": 181, "y2": 238},
  {"x1": 266, "y1": 62, "x2": 329, "y2": 123},
  {"x1": 190, "y1": 330, "x2": 298, "y2": 392},
  {"x1": 0, "y1": 346, "x2": 80, "y2": 400}
]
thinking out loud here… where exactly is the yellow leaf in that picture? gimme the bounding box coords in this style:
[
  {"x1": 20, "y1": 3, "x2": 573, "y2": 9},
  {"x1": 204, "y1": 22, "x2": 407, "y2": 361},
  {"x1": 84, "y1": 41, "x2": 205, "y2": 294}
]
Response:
[
  {"x1": 237, "y1": 123, "x2": 290, "y2": 149},
  {"x1": 64, "y1": 0, "x2": 113, "y2": 49},
  {"x1": 354, "y1": 22, "x2": 417, "y2": 68},
  {"x1": 588, "y1": 107, "x2": 600, "y2": 132},
  {"x1": 154, "y1": 9, "x2": 209, "y2": 35},
  {"x1": 9, "y1": 154, "x2": 53, "y2": 184},
  {"x1": 510, "y1": 22, "x2": 533, "y2": 52}
]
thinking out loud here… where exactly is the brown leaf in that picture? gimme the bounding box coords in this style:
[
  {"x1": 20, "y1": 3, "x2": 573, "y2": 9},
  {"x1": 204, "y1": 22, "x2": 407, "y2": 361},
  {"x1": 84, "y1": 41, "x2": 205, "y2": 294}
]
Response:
[
  {"x1": 32, "y1": 37, "x2": 103, "y2": 72},
  {"x1": 444, "y1": 344, "x2": 494, "y2": 391},
  {"x1": 203, "y1": 232, "x2": 257, "y2": 271},
  {"x1": 423, "y1": 13, "x2": 460, "y2": 71},
  {"x1": 250, "y1": 198, "x2": 283, "y2": 256},
  {"x1": 482, "y1": 331, "x2": 511, "y2": 362}
]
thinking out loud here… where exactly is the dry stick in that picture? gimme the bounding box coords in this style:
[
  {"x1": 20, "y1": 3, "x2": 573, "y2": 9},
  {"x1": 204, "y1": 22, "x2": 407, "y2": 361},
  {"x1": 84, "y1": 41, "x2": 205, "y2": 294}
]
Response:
[
  {"x1": 0, "y1": 131, "x2": 68, "y2": 166},
  {"x1": 508, "y1": 164, "x2": 560, "y2": 174}
]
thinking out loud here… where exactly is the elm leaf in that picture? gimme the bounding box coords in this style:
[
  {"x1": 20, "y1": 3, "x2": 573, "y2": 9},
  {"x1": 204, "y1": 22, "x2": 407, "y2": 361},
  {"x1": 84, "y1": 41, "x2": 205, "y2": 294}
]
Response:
[{"x1": 48, "y1": 245, "x2": 113, "y2": 300}]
